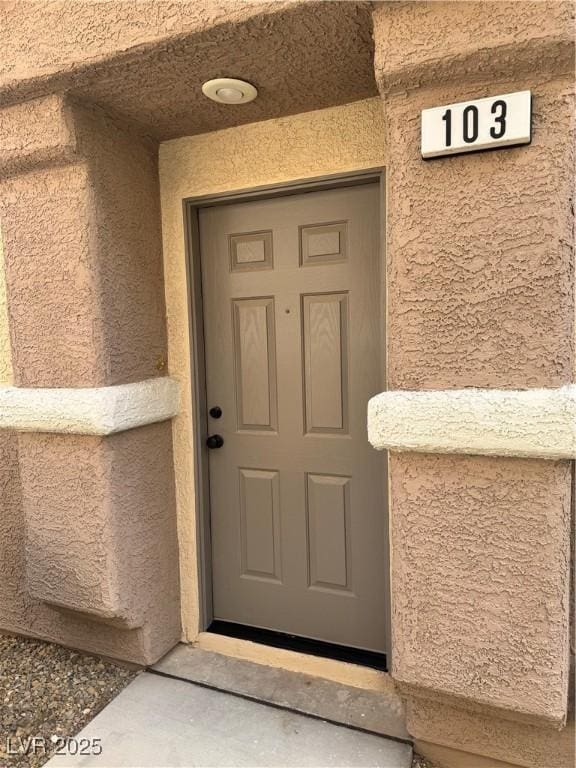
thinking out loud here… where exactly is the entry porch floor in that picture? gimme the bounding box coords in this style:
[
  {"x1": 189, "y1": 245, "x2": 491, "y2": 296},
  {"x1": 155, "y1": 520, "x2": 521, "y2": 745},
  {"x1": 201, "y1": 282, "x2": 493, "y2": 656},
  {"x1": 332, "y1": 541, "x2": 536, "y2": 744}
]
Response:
[{"x1": 46, "y1": 671, "x2": 412, "y2": 767}]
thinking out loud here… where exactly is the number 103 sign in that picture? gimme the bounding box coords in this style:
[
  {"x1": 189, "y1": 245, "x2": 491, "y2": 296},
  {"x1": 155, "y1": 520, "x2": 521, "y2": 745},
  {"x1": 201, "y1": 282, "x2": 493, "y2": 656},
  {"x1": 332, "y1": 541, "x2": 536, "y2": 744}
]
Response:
[{"x1": 421, "y1": 91, "x2": 532, "y2": 159}]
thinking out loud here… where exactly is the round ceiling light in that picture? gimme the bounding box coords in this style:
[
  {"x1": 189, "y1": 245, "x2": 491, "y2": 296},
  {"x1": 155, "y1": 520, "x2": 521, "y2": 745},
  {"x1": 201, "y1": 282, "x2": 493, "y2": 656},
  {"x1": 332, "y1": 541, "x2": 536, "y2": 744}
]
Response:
[{"x1": 202, "y1": 78, "x2": 258, "y2": 105}]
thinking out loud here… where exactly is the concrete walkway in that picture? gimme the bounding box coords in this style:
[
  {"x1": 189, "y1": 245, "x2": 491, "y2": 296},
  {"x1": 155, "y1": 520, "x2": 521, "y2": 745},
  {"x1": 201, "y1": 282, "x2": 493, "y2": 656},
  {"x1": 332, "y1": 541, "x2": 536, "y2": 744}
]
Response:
[{"x1": 47, "y1": 672, "x2": 412, "y2": 767}]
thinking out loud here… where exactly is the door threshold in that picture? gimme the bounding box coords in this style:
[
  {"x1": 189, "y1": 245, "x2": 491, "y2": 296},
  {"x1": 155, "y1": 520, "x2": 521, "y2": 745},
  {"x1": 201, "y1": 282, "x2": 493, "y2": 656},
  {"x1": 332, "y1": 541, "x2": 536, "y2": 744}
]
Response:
[
  {"x1": 152, "y1": 643, "x2": 409, "y2": 742},
  {"x1": 208, "y1": 620, "x2": 387, "y2": 672}
]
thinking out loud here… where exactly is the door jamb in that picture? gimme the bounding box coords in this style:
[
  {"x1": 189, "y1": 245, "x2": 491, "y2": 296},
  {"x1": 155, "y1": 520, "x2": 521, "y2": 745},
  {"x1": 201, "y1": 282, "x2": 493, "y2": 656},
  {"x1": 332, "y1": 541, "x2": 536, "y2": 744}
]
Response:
[{"x1": 183, "y1": 167, "x2": 389, "y2": 648}]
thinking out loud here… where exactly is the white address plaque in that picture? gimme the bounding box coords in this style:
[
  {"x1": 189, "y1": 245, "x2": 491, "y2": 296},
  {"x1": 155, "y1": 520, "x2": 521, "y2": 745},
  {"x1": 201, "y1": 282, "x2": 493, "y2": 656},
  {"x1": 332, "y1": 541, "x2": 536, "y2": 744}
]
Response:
[{"x1": 421, "y1": 90, "x2": 532, "y2": 159}]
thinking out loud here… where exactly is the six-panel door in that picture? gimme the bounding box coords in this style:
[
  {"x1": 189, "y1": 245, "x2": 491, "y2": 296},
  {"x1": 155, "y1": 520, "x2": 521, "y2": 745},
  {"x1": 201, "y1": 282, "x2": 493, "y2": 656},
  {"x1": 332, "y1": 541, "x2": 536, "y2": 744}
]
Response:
[{"x1": 199, "y1": 184, "x2": 388, "y2": 652}]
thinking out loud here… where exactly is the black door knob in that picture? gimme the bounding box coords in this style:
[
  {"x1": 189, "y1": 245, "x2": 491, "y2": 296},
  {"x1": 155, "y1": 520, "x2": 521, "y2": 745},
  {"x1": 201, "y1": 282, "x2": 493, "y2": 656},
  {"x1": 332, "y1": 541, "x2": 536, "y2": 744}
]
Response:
[
  {"x1": 209, "y1": 406, "x2": 222, "y2": 419},
  {"x1": 206, "y1": 434, "x2": 224, "y2": 449}
]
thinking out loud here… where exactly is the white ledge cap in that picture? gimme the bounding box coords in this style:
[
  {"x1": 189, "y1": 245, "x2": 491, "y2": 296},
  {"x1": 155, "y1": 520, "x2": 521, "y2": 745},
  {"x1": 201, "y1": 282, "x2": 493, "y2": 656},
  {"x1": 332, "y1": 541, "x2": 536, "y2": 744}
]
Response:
[
  {"x1": 368, "y1": 386, "x2": 576, "y2": 460},
  {"x1": 0, "y1": 377, "x2": 179, "y2": 435}
]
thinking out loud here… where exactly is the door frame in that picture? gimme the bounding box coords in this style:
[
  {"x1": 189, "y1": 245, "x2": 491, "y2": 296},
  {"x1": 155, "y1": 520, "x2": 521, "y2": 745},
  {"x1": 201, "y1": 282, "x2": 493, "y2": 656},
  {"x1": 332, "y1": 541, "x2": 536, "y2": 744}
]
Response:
[{"x1": 183, "y1": 167, "x2": 389, "y2": 652}]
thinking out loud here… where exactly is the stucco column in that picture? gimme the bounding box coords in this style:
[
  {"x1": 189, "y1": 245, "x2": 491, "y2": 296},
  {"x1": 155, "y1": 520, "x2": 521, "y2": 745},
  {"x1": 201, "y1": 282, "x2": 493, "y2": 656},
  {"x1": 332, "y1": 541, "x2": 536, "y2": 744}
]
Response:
[
  {"x1": 0, "y1": 95, "x2": 180, "y2": 663},
  {"x1": 372, "y1": 2, "x2": 574, "y2": 766}
]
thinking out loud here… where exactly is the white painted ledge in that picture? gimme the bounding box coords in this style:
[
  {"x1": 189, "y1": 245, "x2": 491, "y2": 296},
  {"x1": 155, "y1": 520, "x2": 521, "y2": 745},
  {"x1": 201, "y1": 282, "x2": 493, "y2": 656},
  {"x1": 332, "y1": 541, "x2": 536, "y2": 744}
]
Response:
[
  {"x1": 0, "y1": 377, "x2": 179, "y2": 435},
  {"x1": 368, "y1": 386, "x2": 576, "y2": 460}
]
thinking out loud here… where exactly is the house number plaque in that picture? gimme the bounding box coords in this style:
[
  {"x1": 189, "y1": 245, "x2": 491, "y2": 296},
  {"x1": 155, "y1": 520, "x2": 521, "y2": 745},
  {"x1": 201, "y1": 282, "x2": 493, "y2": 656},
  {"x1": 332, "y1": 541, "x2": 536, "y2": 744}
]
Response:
[{"x1": 421, "y1": 90, "x2": 532, "y2": 159}]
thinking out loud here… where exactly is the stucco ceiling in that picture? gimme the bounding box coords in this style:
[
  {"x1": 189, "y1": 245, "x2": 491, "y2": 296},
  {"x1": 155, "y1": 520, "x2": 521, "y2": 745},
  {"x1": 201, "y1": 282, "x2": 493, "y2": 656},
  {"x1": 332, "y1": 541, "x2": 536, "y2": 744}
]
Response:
[{"x1": 2, "y1": 2, "x2": 377, "y2": 141}]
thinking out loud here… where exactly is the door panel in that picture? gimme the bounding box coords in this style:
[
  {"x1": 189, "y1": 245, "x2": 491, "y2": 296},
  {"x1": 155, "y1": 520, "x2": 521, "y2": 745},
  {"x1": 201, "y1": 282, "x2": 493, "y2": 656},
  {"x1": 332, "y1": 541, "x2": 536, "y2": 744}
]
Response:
[
  {"x1": 232, "y1": 297, "x2": 277, "y2": 431},
  {"x1": 199, "y1": 183, "x2": 388, "y2": 652},
  {"x1": 306, "y1": 473, "x2": 351, "y2": 591},
  {"x1": 302, "y1": 292, "x2": 348, "y2": 434},
  {"x1": 239, "y1": 468, "x2": 281, "y2": 581}
]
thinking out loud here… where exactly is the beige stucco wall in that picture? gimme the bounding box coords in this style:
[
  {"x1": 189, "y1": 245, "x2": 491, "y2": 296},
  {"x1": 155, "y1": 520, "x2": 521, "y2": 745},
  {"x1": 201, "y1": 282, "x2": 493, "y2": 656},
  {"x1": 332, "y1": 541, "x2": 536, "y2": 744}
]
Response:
[
  {"x1": 0, "y1": 2, "x2": 376, "y2": 143},
  {"x1": 158, "y1": 97, "x2": 387, "y2": 639},
  {"x1": 0, "y1": 2, "x2": 275, "y2": 88},
  {"x1": 0, "y1": 231, "x2": 12, "y2": 385},
  {"x1": 0, "y1": 94, "x2": 180, "y2": 665},
  {"x1": 370, "y1": 2, "x2": 574, "y2": 764},
  {"x1": 0, "y1": 95, "x2": 168, "y2": 388}
]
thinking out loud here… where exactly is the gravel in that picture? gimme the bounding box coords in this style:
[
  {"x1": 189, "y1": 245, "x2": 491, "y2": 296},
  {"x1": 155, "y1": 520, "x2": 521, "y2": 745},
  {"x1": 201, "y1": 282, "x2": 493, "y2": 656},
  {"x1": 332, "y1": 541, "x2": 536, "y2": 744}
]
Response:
[{"x1": 0, "y1": 633, "x2": 137, "y2": 768}]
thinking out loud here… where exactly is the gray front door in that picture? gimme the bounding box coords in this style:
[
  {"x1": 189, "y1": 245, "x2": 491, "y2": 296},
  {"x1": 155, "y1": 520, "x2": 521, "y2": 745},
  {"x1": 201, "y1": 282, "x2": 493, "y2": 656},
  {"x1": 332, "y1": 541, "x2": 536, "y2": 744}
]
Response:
[{"x1": 199, "y1": 183, "x2": 388, "y2": 652}]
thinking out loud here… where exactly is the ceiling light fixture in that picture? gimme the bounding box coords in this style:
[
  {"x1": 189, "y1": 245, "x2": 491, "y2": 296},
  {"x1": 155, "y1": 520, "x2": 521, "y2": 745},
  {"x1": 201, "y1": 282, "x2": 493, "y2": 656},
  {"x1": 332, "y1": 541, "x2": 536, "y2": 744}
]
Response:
[{"x1": 202, "y1": 78, "x2": 258, "y2": 105}]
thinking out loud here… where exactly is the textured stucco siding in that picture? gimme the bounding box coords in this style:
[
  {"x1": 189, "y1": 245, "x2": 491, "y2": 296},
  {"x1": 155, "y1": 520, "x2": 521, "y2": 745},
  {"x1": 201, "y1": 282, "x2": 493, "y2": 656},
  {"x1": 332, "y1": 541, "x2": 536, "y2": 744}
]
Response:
[
  {"x1": 372, "y1": 0, "x2": 575, "y2": 746},
  {"x1": 159, "y1": 98, "x2": 386, "y2": 639},
  {"x1": 0, "y1": 92, "x2": 180, "y2": 664},
  {"x1": 389, "y1": 453, "x2": 571, "y2": 723},
  {"x1": 0, "y1": 96, "x2": 169, "y2": 388},
  {"x1": 0, "y1": 2, "x2": 376, "y2": 142},
  {"x1": 374, "y1": 0, "x2": 575, "y2": 392},
  {"x1": 0, "y1": 231, "x2": 12, "y2": 385},
  {"x1": 380, "y1": 74, "x2": 574, "y2": 391},
  {"x1": 409, "y1": 696, "x2": 575, "y2": 768},
  {"x1": 368, "y1": 386, "x2": 576, "y2": 459},
  {"x1": 377, "y1": 1, "x2": 574, "y2": 95},
  {"x1": 0, "y1": 426, "x2": 179, "y2": 663},
  {"x1": 0, "y1": 1, "x2": 282, "y2": 89},
  {"x1": 1, "y1": 160, "x2": 101, "y2": 385},
  {"x1": 0, "y1": 93, "x2": 77, "y2": 176},
  {"x1": 19, "y1": 424, "x2": 180, "y2": 640},
  {"x1": 74, "y1": 100, "x2": 169, "y2": 385}
]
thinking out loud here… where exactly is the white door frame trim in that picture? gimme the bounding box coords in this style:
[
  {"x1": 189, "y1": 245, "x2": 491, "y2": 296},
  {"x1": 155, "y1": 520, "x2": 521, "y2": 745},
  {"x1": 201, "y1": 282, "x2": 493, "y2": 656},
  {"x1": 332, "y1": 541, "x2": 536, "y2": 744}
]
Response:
[{"x1": 368, "y1": 386, "x2": 576, "y2": 459}]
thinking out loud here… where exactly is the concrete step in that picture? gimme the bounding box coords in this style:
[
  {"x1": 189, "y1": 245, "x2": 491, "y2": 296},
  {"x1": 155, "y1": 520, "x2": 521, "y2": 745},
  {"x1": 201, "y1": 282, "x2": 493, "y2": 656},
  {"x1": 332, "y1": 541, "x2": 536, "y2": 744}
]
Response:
[{"x1": 152, "y1": 644, "x2": 410, "y2": 743}]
